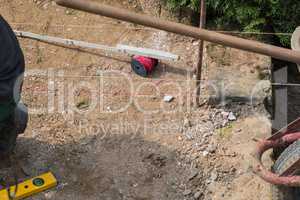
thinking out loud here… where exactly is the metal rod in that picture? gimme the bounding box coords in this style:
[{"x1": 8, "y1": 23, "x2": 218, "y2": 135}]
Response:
[
  {"x1": 56, "y1": 0, "x2": 300, "y2": 64},
  {"x1": 253, "y1": 132, "x2": 300, "y2": 186},
  {"x1": 268, "y1": 117, "x2": 300, "y2": 140},
  {"x1": 195, "y1": 0, "x2": 206, "y2": 106}
]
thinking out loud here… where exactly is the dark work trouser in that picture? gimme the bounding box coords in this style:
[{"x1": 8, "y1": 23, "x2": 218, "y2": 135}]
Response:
[{"x1": 0, "y1": 103, "x2": 28, "y2": 154}]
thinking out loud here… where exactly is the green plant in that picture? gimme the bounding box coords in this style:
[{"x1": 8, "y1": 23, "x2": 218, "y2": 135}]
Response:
[{"x1": 165, "y1": 0, "x2": 300, "y2": 47}]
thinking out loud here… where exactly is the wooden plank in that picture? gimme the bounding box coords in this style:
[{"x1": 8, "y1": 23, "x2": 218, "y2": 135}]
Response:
[
  {"x1": 117, "y1": 44, "x2": 179, "y2": 61},
  {"x1": 15, "y1": 31, "x2": 179, "y2": 61},
  {"x1": 15, "y1": 30, "x2": 119, "y2": 53}
]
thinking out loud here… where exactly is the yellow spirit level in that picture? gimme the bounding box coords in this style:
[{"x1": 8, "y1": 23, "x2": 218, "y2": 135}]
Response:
[{"x1": 0, "y1": 172, "x2": 57, "y2": 200}]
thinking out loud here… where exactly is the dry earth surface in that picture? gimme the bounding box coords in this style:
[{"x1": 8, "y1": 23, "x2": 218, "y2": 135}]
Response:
[{"x1": 0, "y1": 0, "x2": 274, "y2": 199}]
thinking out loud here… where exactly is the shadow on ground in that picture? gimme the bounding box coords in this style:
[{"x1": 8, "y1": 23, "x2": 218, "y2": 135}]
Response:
[{"x1": 2, "y1": 132, "x2": 193, "y2": 200}]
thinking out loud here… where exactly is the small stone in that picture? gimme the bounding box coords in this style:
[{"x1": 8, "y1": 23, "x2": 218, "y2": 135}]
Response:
[
  {"x1": 202, "y1": 151, "x2": 209, "y2": 157},
  {"x1": 221, "y1": 111, "x2": 229, "y2": 118},
  {"x1": 207, "y1": 144, "x2": 217, "y2": 153},
  {"x1": 231, "y1": 167, "x2": 237, "y2": 173},
  {"x1": 203, "y1": 132, "x2": 213, "y2": 138},
  {"x1": 185, "y1": 133, "x2": 194, "y2": 140},
  {"x1": 163, "y1": 95, "x2": 174, "y2": 102},
  {"x1": 193, "y1": 41, "x2": 199, "y2": 46},
  {"x1": 96, "y1": 70, "x2": 101, "y2": 76},
  {"x1": 42, "y1": 3, "x2": 49, "y2": 9},
  {"x1": 107, "y1": 106, "x2": 112, "y2": 112},
  {"x1": 133, "y1": 183, "x2": 138, "y2": 187},
  {"x1": 228, "y1": 112, "x2": 237, "y2": 121},
  {"x1": 206, "y1": 179, "x2": 211, "y2": 184},
  {"x1": 210, "y1": 172, "x2": 218, "y2": 181},
  {"x1": 45, "y1": 191, "x2": 56, "y2": 199},
  {"x1": 183, "y1": 117, "x2": 191, "y2": 128},
  {"x1": 191, "y1": 154, "x2": 199, "y2": 160},
  {"x1": 183, "y1": 189, "x2": 192, "y2": 196},
  {"x1": 178, "y1": 136, "x2": 183, "y2": 141},
  {"x1": 188, "y1": 169, "x2": 199, "y2": 180},
  {"x1": 194, "y1": 191, "x2": 202, "y2": 199}
]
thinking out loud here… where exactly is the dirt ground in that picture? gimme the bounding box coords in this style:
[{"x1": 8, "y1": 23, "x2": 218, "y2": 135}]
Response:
[{"x1": 1, "y1": 0, "x2": 274, "y2": 199}]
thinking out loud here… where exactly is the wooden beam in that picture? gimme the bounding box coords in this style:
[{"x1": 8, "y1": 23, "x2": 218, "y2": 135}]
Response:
[{"x1": 15, "y1": 31, "x2": 179, "y2": 61}]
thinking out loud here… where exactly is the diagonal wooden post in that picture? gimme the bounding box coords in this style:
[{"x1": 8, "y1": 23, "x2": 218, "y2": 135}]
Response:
[{"x1": 195, "y1": 0, "x2": 206, "y2": 106}]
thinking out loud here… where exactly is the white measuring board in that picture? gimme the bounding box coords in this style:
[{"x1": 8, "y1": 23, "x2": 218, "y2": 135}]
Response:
[{"x1": 15, "y1": 31, "x2": 179, "y2": 61}]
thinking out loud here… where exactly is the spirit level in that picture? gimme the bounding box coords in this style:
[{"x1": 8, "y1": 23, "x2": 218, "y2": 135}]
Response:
[{"x1": 0, "y1": 172, "x2": 57, "y2": 200}]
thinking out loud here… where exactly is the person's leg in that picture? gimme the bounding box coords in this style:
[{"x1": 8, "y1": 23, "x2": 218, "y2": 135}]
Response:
[
  {"x1": 0, "y1": 114, "x2": 17, "y2": 155},
  {"x1": 0, "y1": 15, "x2": 26, "y2": 155},
  {"x1": 0, "y1": 100, "x2": 27, "y2": 156},
  {"x1": 0, "y1": 100, "x2": 17, "y2": 155}
]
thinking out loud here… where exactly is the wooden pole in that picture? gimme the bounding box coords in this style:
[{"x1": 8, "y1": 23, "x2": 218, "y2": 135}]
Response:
[{"x1": 195, "y1": 0, "x2": 206, "y2": 106}]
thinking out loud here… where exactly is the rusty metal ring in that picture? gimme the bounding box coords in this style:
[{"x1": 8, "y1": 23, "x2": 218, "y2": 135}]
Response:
[{"x1": 252, "y1": 132, "x2": 300, "y2": 187}]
